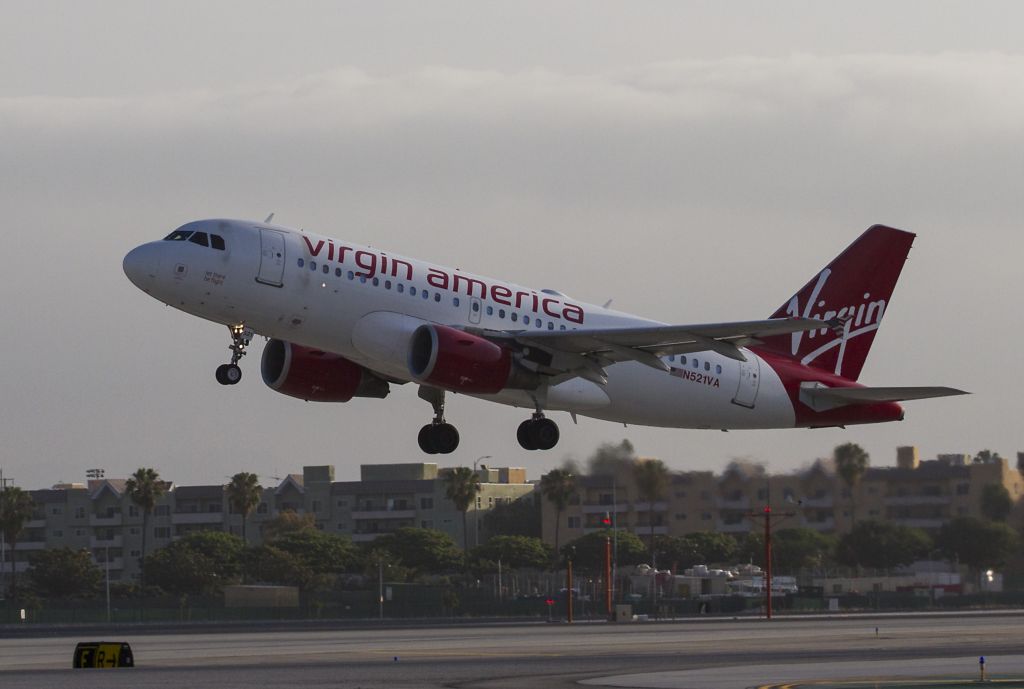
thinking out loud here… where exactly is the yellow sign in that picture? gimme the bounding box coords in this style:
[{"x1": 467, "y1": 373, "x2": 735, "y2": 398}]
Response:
[{"x1": 73, "y1": 641, "x2": 134, "y2": 668}]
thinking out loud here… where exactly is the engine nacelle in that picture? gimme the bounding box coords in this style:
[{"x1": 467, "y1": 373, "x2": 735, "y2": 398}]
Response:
[
  {"x1": 408, "y1": 324, "x2": 538, "y2": 394},
  {"x1": 261, "y1": 339, "x2": 389, "y2": 402}
]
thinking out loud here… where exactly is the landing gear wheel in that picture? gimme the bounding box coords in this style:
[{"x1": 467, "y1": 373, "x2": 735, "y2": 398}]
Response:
[
  {"x1": 418, "y1": 425, "x2": 439, "y2": 454},
  {"x1": 530, "y1": 418, "x2": 560, "y2": 450},
  {"x1": 517, "y1": 420, "x2": 537, "y2": 450},
  {"x1": 215, "y1": 364, "x2": 242, "y2": 385},
  {"x1": 431, "y1": 423, "x2": 460, "y2": 454},
  {"x1": 517, "y1": 415, "x2": 560, "y2": 451}
]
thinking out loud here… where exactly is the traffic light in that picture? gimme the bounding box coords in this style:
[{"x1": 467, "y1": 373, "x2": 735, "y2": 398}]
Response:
[{"x1": 601, "y1": 511, "x2": 612, "y2": 527}]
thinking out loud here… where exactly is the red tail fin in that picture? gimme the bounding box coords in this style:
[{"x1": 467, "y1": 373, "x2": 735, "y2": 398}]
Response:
[{"x1": 755, "y1": 225, "x2": 915, "y2": 381}]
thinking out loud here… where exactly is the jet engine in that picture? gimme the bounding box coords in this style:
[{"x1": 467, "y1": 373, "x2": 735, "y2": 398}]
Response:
[
  {"x1": 408, "y1": 324, "x2": 538, "y2": 394},
  {"x1": 261, "y1": 339, "x2": 389, "y2": 402}
]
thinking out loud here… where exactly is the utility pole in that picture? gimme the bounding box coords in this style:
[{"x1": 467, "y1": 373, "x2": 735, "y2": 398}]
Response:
[
  {"x1": 0, "y1": 469, "x2": 12, "y2": 603},
  {"x1": 746, "y1": 484, "x2": 794, "y2": 620},
  {"x1": 604, "y1": 536, "x2": 612, "y2": 616},
  {"x1": 566, "y1": 553, "x2": 574, "y2": 624}
]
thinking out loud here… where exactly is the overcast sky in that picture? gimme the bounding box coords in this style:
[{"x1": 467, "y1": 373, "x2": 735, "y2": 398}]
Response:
[{"x1": 1, "y1": 2, "x2": 1022, "y2": 490}]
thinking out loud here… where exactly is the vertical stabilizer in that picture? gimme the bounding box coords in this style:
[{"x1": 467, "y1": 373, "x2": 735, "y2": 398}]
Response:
[{"x1": 755, "y1": 225, "x2": 915, "y2": 381}]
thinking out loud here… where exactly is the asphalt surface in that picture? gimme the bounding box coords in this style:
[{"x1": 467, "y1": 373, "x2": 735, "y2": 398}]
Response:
[{"x1": 1, "y1": 612, "x2": 1022, "y2": 688}]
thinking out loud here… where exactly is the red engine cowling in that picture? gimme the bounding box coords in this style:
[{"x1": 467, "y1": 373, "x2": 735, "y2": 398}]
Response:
[
  {"x1": 409, "y1": 324, "x2": 535, "y2": 394},
  {"x1": 261, "y1": 339, "x2": 389, "y2": 402}
]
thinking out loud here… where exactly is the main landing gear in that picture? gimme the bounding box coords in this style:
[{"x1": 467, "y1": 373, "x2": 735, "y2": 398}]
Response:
[
  {"x1": 417, "y1": 386, "x2": 460, "y2": 455},
  {"x1": 517, "y1": 412, "x2": 559, "y2": 451},
  {"x1": 215, "y1": 324, "x2": 253, "y2": 386}
]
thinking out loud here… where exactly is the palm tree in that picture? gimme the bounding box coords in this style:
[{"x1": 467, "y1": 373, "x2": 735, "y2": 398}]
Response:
[
  {"x1": 540, "y1": 469, "x2": 577, "y2": 554},
  {"x1": 125, "y1": 467, "x2": 166, "y2": 591},
  {"x1": 226, "y1": 472, "x2": 262, "y2": 544},
  {"x1": 0, "y1": 487, "x2": 35, "y2": 601},
  {"x1": 632, "y1": 459, "x2": 670, "y2": 565},
  {"x1": 443, "y1": 467, "x2": 481, "y2": 552},
  {"x1": 834, "y1": 443, "x2": 869, "y2": 524}
]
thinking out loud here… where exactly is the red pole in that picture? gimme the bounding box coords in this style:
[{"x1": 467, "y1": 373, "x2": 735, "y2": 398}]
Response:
[
  {"x1": 605, "y1": 537, "x2": 612, "y2": 616},
  {"x1": 764, "y1": 505, "x2": 772, "y2": 620},
  {"x1": 567, "y1": 558, "x2": 574, "y2": 623}
]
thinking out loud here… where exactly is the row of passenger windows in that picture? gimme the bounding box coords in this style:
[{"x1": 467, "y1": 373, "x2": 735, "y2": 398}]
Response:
[
  {"x1": 163, "y1": 230, "x2": 227, "y2": 251},
  {"x1": 667, "y1": 354, "x2": 723, "y2": 374},
  {"x1": 297, "y1": 258, "x2": 570, "y2": 331}
]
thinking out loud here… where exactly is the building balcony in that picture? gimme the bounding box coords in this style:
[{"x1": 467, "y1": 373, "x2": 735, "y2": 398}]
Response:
[
  {"x1": 14, "y1": 540, "x2": 47, "y2": 551},
  {"x1": 716, "y1": 520, "x2": 752, "y2": 533},
  {"x1": 94, "y1": 557, "x2": 125, "y2": 570},
  {"x1": 89, "y1": 514, "x2": 123, "y2": 526},
  {"x1": 884, "y1": 496, "x2": 950, "y2": 506},
  {"x1": 582, "y1": 503, "x2": 629, "y2": 514},
  {"x1": 633, "y1": 525, "x2": 669, "y2": 536},
  {"x1": 24, "y1": 518, "x2": 47, "y2": 529},
  {"x1": 90, "y1": 535, "x2": 123, "y2": 548},
  {"x1": 715, "y1": 497, "x2": 751, "y2": 509},
  {"x1": 350, "y1": 509, "x2": 416, "y2": 520},
  {"x1": 171, "y1": 512, "x2": 224, "y2": 525},
  {"x1": 803, "y1": 518, "x2": 836, "y2": 531},
  {"x1": 633, "y1": 501, "x2": 668, "y2": 512},
  {"x1": 801, "y1": 497, "x2": 835, "y2": 508},
  {"x1": 894, "y1": 517, "x2": 946, "y2": 529},
  {"x1": 351, "y1": 533, "x2": 383, "y2": 543}
]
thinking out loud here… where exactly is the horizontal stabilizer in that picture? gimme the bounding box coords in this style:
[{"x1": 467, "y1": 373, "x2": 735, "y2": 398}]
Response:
[{"x1": 800, "y1": 384, "x2": 968, "y2": 412}]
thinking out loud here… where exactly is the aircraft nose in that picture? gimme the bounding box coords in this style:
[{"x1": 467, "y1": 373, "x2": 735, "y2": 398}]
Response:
[{"x1": 123, "y1": 242, "x2": 161, "y2": 289}]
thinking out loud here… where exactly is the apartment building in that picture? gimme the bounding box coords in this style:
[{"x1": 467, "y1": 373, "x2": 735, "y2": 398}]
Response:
[
  {"x1": 3, "y1": 463, "x2": 535, "y2": 585},
  {"x1": 541, "y1": 447, "x2": 1024, "y2": 548}
]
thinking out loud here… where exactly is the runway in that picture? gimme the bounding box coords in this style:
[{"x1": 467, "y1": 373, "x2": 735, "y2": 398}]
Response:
[{"x1": 1, "y1": 612, "x2": 1022, "y2": 688}]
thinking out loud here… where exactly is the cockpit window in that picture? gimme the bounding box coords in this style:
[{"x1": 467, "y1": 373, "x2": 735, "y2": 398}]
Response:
[
  {"x1": 188, "y1": 232, "x2": 209, "y2": 247},
  {"x1": 210, "y1": 234, "x2": 226, "y2": 250},
  {"x1": 163, "y1": 230, "x2": 193, "y2": 241}
]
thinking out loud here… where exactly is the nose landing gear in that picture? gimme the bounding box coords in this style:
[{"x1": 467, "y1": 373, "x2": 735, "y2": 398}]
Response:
[
  {"x1": 517, "y1": 412, "x2": 559, "y2": 451},
  {"x1": 215, "y1": 324, "x2": 253, "y2": 386},
  {"x1": 417, "y1": 386, "x2": 460, "y2": 454}
]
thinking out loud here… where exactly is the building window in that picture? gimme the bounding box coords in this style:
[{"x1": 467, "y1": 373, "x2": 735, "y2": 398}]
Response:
[
  {"x1": 74, "y1": 507, "x2": 86, "y2": 519},
  {"x1": 568, "y1": 516, "x2": 581, "y2": 529},
  {"x1": 421, "y1": 520, "x2": 433, "y2": 529},
  {"x1": 50, "y1": 506, "x2": 62, "y2": 515},
  {"x1": 129, "y1": 527, "x2": 139, "y2": 535},
  {"x1": 956, "y1": 483, "x2": 969, "y2": 495},
  {"x1": 701, "y1": 512, "x2": 712, "y2": 521},
  {"x1": 420, "y1": 496, "x2": 434, "y2": 509},
  {"x1": 312, "y1": 500, "x2": 322, "y2": 513},
  {"x1": 128, "y1": 505, "x2": 139, "y2": 517},
  {"x1": 155, "y1": 527, "x2": 170, "y2": 538},
  {"x1": 53, "y1": 530, "x2": 63, "y2": 538},
  {"x1": 257, "y1": 503, "x2": 268, "y2": 514},
  {"x1": 337, "y1": 500, "x2": 349, "y2": 507},
  {"x1": 154, "y1": 505, "x2": 170, "y2": 517}
]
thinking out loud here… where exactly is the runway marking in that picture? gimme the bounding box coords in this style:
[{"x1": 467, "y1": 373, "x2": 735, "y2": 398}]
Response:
[{"x1": 758, "y1": 679, "x2": 1024, "y2": 689}]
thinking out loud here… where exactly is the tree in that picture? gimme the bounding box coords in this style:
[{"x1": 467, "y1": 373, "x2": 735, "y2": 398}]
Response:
[
  {"x1": 272, "y1": 530, "x2": 356, "y2": 576},
  {"x1": 27, "y1": 548, "x2": 102, "y2": 599},
  {"x1": 260, "y1": 510, "x2": 315, "y2": 541},
  {"x1": 125, "y1": 467, "x2": 166, "y2": 590},
  {"x1": 244, "y1": 544, "x2": 317, "y2": 589},
  {"x1": 540, "y1": 468, "x2": 576, "y2": 555},
  {"x1": 633, "y1": 459, "x2": 670, "y2": 564},
  {"x1": 372, "y1": 527, "x2": 463, "y2": 577},
  {"x1": 469, "y1": 535, "x2": 552, "y2": 572},
  {"x1": 836, "y1": 520, "x2": 931, "y2": 570},
  {"x1": 0, "y1": 487, "x2": 35, "y2": 600},
  {"x1": 443, "y1": 467, "x2": 481, "y2": 552},
  {"x1": 834, "y1": 443, "x2": 869, "y2": 523},
  {"x1": 737, "y1": 528, "x2": 837, "y2": 573},
  {"x1": 974, "y1": 449, "x2": 1003, "y2": 464},
  {"x1": 225, "y1": 472, "x2": 262, "y2": 544},
  {"x1": 980, "y1": 484, "x2": 1013, "y2": 522},
  {"x1": 936, "y1": 517, "x2": 1019, "y2": 572},
  {"x1": 482, "y1": 496, "x2": 541, "y2": 539},
  {"x1": 680, "y1": 531, "x2": 738, "y2": 567},
  {"x1": 561, "y1": 530, "x2": 646, "y2": 574},
  {"x1": 144, "y1": 531, "x2": 245, "y2": 595}
]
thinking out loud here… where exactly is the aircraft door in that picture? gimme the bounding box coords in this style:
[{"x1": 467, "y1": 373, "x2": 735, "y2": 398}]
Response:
[
  {"x1": 469, "y1": 297, "x2": 483, "y2": 325},
  {"x1": 731, "y1": 353, "x2": 760, "y2": 408},
  {"x1": 256, "y1": 229, "x2": 286, "y2": 287}
]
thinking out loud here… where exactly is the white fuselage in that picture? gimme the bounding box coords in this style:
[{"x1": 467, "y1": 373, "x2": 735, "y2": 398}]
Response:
[{"x1": 124, "y1": 219, "x2": 797, "y2": 429}]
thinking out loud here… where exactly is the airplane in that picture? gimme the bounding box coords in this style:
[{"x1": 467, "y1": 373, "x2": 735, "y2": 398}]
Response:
[{"x1": 123, "y1": 220, "x2": 966, "y2": 454}]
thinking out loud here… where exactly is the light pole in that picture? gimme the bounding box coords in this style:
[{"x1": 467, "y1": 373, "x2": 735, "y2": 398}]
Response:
[
  {"x1": 378, "y1": 558, "x2": 385, "y2": 621},
  {"x1": 473, "y1": 455, "x2": 491, "y2": 548}
]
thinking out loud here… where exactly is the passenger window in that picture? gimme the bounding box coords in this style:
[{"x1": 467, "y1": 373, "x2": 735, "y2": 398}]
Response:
[
  {"x1": 348, "y1": 271, "x2": 354, "y2": 280},
  {"x1": 681, "y1": 356, "x2": 687, "y2": 365},
  {"x1": 434, "y1": 293, "x2": 440, "y2": 302},
  {"x1": 560, "y1": 325, "x2": 567, "y2": 330},
  {"x1": 189, "y1": 232, "x2": 209, "y2": 247},
  {"x1": 410, "y1": 287, "x2": 417, "y2": 296},
  {"x1": 472, "y1": 302, "x2": 480, "y2": 312},
  {"x1": 385, "y1": 280, "x2": 392, "y2": 289},
  {"x1": 453, "y1": 297, "x2": 460, "y2": 307},
  {"x1": 372, "y1": 278, "x2": 379, "y2": 286},
  {"x1": 210, "y1": 234, "x2": 226, "y2": 250},
  {"x1": 499, "y1": 309, "x2": 506, "y2": 318},
  {"x1": 486, "y1": 306, "x2": 494, "y2": 315},
  {"x1": 335, "y1": 268, "x2": 342, "y2": 277},
  {"x1": 397, "y1": 284, "x2": 404, "y2": 293},
  {"x1": 297, "y1": 258, "x2": 305, "y2": 268},
  {"x1": 547, "y1": 322, "x2": 554, "y2": 330},
  {"x1": 511, "y1": 313, "x2": 518, "y2": 322},
  {"x1": 716, "y1": 365, "x2": 722, "y2": 374},
  {"x1": 692, "y1": 359, "x2": 699, "y2": 369},
  {"x1": 523, "y1": 316, "x2": 530, "y2": 325},
  {"x1": 310, "y1": 261, "x2": 317, "y2": 271},
  {"x1": 535, "y1": 320, "x2": 542, "y2": 328},
  {"x1": 360, "y1": 277, "x2": 366, "y2": 284},
  {"x1": 323, "y1": 265, "x2": 329, "y2": 274},
  {"x1": 705, "y1": 362, "x2": 710, "y2": 371}
]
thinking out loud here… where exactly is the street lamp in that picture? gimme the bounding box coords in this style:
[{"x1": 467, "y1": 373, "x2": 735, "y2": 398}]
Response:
[{"x1": 473, "y1": 455, "x2": 491, "y2": 548}]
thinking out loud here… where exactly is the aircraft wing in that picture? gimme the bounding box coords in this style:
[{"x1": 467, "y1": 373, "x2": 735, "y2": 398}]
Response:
[{"x1": 474, "y1": 317, "x2": 831, "y2": 385}]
